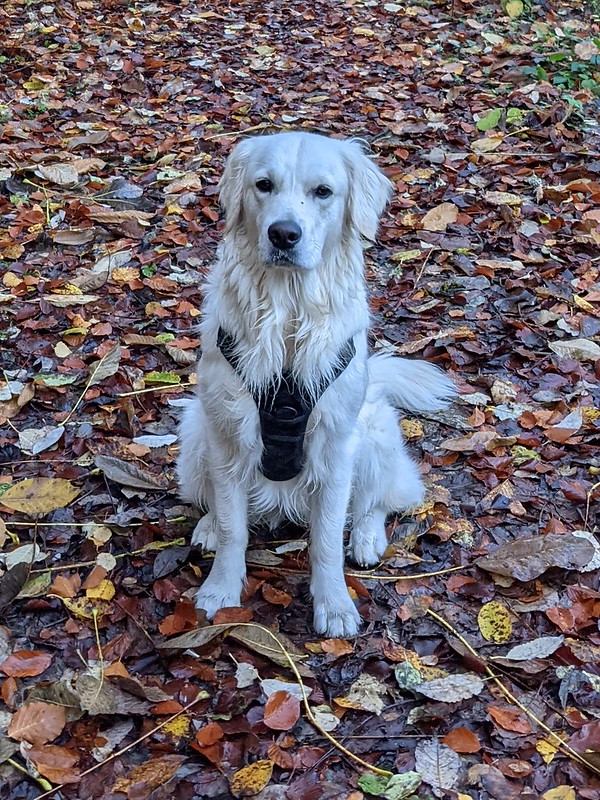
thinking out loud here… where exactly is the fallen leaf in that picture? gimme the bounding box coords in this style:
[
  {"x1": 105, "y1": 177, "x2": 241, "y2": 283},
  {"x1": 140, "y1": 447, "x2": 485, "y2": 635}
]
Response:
[
  {"x1": 112, "y1": 755, "x2": 186, "y2": 794},
  {"x1": 0, "y1": 650, "x2": 53, "y2": 677},
  {"x1": 94, "y1": 455, "x2": 168, "y2": 490},
  {"x1": 1, "y1": 478, "x2": 80, "y2": 514},
  {"x1": 477, "y1": 535, "x2": 595, "y2": 582},
  {"x1": 504, "y1": 636, "x2": 564, "y2": 661},
  {"x1": 549, "y1": 338, "x2": 600, "y2": 362},
  {"x1": 263, "y1": 690, "x2": 301, "y2": 730},
  {"x1": 419, "y1": 672, "x2": 484, "y2": 701},
  {"x1": 335, "y1": 674, "x2": 388, "y2": 714},
  {"x1": 442, "y1": 727, "x2": 481, "y2": 753},
  {"x1": 541, "y1": 787, "x2": 576, "y2": 800},
  {"x1": 478, "y1": 602, "x2": 512, "y2": 643},
  {"x1": 8, "y1": 701, "x2": 66, "y2": 745},
  {"x1": 87, "y1": 344, "x2": 121, "y2": 386},
  {"x1": 230, "y1": 759, "x2": 273, "y2": 798},
  {"x1": 489, "y1": 705, "x2": 532, "y2": 734},
  {"x1": 36, "y1": 163, "x2": 79, "y2": 186},
  {"x1": 421, "y1": 202, "x2": 458, "y2": 232},
  {"x1": 414, "y1": 738, "x2": 461, "y2": 792},
  {"x1": 28, "y1": 744, "x2": 80, "y2": 784}
]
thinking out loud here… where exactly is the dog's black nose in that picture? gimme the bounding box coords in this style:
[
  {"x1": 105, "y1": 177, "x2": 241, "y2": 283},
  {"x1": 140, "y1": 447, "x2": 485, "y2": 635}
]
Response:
[{"x1": 268, "y1": 221, "x2": 302, "y2": 250}]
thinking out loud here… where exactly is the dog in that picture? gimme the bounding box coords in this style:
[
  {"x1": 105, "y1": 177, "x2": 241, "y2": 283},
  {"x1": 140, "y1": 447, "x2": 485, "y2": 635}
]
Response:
[{"x1": 177, "y1": 131, "x2": 454, "y2": 637}]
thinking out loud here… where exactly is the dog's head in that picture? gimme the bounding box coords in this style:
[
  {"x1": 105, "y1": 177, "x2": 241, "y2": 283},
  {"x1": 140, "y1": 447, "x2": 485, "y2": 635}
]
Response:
[{"x1": 218, "y1": 132, "x2": 393, "y2": 271}]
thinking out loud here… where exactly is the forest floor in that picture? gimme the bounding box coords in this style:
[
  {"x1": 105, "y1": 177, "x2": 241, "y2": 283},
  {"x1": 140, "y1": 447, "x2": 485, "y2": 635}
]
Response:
[{"x1": 1, "y1": 0, "x2": 600, "y2": 798}]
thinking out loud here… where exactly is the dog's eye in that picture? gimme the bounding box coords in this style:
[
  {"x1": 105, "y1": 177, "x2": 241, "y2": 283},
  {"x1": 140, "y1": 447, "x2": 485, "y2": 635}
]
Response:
[
  {"x1": 314, "y1": 185, "x2": 332, "y2": 199},
  {"x1": 255, "y1": 179, "x2": 273, "y2": 193}
]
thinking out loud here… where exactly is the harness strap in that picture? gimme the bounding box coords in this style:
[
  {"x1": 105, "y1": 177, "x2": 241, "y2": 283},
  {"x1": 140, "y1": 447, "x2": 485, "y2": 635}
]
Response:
[{"x1": 216, "y1": 327, "x2": 355, "y2": 481}]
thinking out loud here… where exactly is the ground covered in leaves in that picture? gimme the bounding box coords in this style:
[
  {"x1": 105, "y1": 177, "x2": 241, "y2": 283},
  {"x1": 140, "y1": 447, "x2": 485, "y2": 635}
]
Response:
[{"x1": 1, "y1": 0, "x2": 600, "y2": 798}]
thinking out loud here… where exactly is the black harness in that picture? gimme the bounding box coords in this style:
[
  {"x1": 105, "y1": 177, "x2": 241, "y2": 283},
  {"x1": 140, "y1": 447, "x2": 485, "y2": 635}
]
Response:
[{"x1": 217, "y1": 327, "x2": 355, "y2": 482}]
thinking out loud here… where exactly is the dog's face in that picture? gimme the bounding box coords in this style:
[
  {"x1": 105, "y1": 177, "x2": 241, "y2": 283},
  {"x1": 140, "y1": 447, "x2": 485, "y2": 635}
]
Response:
[{"x1": 218, "y1": 132, "x2": 393, "y2": 271}]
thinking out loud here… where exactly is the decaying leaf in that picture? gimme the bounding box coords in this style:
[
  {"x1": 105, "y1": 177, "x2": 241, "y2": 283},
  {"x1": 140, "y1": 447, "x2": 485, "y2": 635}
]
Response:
[
  {"x1": 504, "y1": 636, "x2": 564, "y2": 661},
  {"x1": 94, "y1": 454, "x2": 169, "y2": 491},
  {"x1": 8, "y1": 701, "x2": 66, "y2": 746},
  {"x1": 476, "y1": 535, "x2": 595, "y2": 582},
  {"x1": 478, "y1": 602, "x2": 512, "y2": 643},
  {"x1": 418, "y1": 672, "x2": 484, "y2": 702},
  {"x1": 335, "y1": 674, "x2": 388, "y2": 714},
  {"x1": 1, "y1": 478, "x2": 80, "y2": 515},
  {"x1": 230, "y1": 759, "x2": 273, "y2": 798},
  {"x1": 414, "y1": 738, "x2": 461, "y2": 792}
]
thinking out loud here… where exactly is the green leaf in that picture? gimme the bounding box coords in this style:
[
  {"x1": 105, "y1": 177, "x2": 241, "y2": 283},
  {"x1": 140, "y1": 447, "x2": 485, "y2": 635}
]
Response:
[
  {"x1": 358, "y1": 774, "x2": 391, "y2": 796},
  {"x1": 384, "y1": 773, "x2": 422, "y2": 800},
  {"x1": 34, "y1": 374, "x2": 79, "y2": 387},
  {"x1": 154, "y1": 333, "x2": 175, "y2": 343},
  {"x1": 505, "y1": 0, "x2": 523, "y2": 18},
  {"x1": 506, "y1": 107, "x2": 525, "y2": 126},
  {"x1": 144, "y1": 371, "x2": 181, "y2": 385},
  {"x1": 476, "y1": 108, "x2": 503, "y2": 132}
]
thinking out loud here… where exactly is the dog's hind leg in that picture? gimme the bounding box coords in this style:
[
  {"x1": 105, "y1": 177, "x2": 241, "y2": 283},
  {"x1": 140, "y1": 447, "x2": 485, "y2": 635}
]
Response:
[{"x1": 349, "y1": 403, "x2": 425, "y2": 566}]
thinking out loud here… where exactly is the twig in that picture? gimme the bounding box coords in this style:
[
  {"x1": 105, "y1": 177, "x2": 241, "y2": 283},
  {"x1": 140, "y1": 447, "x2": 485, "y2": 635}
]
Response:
[
  {"x1": 117, "y1": 383, "x2": 191, "y2": 398},
  {"x1": 30, "y1": 692, "x2": 208, "y2": 800},
  {"x1": 8, "y1": 757, "x2": 52, "y2": 793},
  {"x1": 345, "y1": 565, "x2": 464, "y2": 581},
  {"x1": 229, "y1": 623, "x2": 393, "y2": 778},
  {"x1": 426, "y1": 607, "x2": 600, "y2": 775},
  {"x1": 30, "y1": 538, "x2": 186, "y2": 574}
]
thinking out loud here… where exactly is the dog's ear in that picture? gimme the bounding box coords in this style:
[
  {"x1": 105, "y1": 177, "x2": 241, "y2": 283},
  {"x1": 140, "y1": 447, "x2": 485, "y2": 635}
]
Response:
[
  {"x1": 218, "y1": 138, "x2": 253, "y2": 229},
  {"x1": 343, "y1": 141, "x2": 394, "y2": 241}
]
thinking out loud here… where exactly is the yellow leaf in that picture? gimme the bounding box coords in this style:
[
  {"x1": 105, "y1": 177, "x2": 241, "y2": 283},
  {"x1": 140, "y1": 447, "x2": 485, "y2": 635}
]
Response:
[
  {"x1": 574, "y1": 294, "x2": 595, "y2": 313},
  {"x1": 162, "y1": 716, "x2": 190, "y2": 737},
  {"x1": 86, "y1": 579, "x2": 116, "y2": 601},
  {"x1": 541, "y1": 788, "x2": 576, "y2": 800},
  {"x1": 536, "y1": 734, "x2": 565, "y2": 764},
  {"x1": 112, "y1": 267, "x2": 140, "y2": 283},
  {"x1": 401, "y1": 419, "x2": 424, "y2": 440},
  {"x1": 505, "y1": 0, "x2": 523, "y2": 17},
  {"x1": 62, "y1": 597, "x2": 111, "y2": 620},
  {"x1": 477, "y1": 601, "x2": 512, "y2": 643},
  {"x1": 230, "y1": 759, "x2": 273, "y2": 798},
  {"x1": 1, "y1": 478, "x2": 80, "y2": 515}
]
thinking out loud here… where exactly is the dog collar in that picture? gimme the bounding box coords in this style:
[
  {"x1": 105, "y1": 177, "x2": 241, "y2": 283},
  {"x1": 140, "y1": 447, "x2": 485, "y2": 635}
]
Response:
[{"x1": 217, "y1": 328, "x2": 355, "y2": 481}]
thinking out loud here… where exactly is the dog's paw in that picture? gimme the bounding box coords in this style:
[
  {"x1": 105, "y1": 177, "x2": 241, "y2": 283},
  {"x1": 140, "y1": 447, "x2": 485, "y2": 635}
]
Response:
[
  {"x1": 313, "y1": 595, "x2": 361, "y2": 638},
  {"x1": 195, "y1": 581, "x2": 242, "y2": 619},
  {"x1": 191, "y1": 514, "x2": 218, "y2": 551},
  {"x1": 349, "y1": 527, "x2": 387, "y2": 567}
]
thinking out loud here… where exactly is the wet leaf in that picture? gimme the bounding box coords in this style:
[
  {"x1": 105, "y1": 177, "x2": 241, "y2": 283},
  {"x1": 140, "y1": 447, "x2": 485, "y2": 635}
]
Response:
[
  {"x1": 263, "y1": 690, "x2": 301, "y2": 730},
  {"x1": 0, "y1": 650, "x2": 53, "y2": 677}
]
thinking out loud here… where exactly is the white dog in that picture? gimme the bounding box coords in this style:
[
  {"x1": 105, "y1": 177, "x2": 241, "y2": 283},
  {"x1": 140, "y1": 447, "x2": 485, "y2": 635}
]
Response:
[{"x1": 178, "y1": 132, "x2": 454, "y2": 637}]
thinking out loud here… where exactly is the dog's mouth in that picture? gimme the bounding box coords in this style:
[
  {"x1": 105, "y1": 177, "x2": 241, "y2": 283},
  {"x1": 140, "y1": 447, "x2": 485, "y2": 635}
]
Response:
[{"x1": 268, "y1": 249, "x2": 299, "y2": 268}]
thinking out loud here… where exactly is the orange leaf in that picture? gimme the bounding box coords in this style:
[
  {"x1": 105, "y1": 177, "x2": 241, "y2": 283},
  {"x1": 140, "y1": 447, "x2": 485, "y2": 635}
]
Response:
[
  {"x1": 0, "y1": 650, "x2": 53, "y2": 678},
  {"x1": 196, "y1": 721, "x2": 224, "y2": 747},
  {"x1": 263, "y1": 690, "x2": 300, "y2": 731},
  {"x1": 50, "y1": 573, "x2": 81, "y2": 598},
  {"x1": 213, "y1": 606, "x2": 253, "y2": 624},
  {"x1": 8, "y1": 701, "x2": 66, "y2": 745},
  {"x1": 489, "y1": 705, "x2": 532, "y2": 735},
  {"x1": 261, "y1": 584, "x2": 292, "y2": 607},
  {"x1": 321, "y1": 638, "x2": 355, "y2": 657},
  {"x1": 442, "y1": 726, "x2": 481, "y2": 753}
]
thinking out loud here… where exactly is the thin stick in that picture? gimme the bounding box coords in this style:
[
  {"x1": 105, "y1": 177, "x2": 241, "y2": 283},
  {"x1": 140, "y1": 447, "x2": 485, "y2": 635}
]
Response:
[
  {"x1": 346, "y1": 565, "x2": 464, "y2": 581},
  {"x1": 426, "y1": 607, "x2": 600, "y2": 775}
]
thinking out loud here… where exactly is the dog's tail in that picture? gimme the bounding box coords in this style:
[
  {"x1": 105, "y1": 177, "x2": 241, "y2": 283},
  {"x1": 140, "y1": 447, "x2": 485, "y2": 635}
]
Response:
[{"x1": 367, "y1": 352, "x2": 455, "y2": 412}]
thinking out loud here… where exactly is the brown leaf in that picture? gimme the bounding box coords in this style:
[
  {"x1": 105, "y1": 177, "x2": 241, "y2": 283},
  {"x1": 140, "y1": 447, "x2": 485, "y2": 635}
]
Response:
[
  {"x1": 476, "y1": 534, "x2": 595, "y2": 582},
  {"x1": 28, "y1": 744, "x2": 80, "y2": 784},
  {"x1": 195, "y1": 722, "x2": 224, "y2": 747},
  {"x1": 261, "y1": 583, "x2": 292, "y2": 607},
  {"x1": 112, "y1": 755, "x2": 186, "y2": 796},
  {"x1": 263, "y1": 690, "x2": 301, "y2": 731},
  {"x1": 421, "y1": 202, "x2": 458, "y2": 232},
  {"x1": 8, "y1": 701, "x2": 66, "y2": 745},
  {"x1": 0, "y1": 650, "x2": 53, "y2": 677}
]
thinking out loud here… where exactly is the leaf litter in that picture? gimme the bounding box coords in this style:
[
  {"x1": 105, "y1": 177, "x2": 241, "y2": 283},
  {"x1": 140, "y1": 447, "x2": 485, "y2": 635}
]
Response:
[{"x1": 0, "y1": 0, "x2": 599, "y2": 797}]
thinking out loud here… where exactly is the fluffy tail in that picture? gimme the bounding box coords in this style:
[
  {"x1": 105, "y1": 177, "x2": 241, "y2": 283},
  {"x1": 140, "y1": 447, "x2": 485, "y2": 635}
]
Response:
[{"x1": 367, "y1": 352, "x2": 455, "y2": 412}]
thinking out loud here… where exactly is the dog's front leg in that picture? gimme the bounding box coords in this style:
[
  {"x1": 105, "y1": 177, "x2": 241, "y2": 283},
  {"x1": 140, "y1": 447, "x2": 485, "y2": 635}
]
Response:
[
  {"x1": 195, "y1": 469, "x2": 248, "y2": 618},
  {"x1": 310, "y1": 448, "x2": 361, "y2": 637}
]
